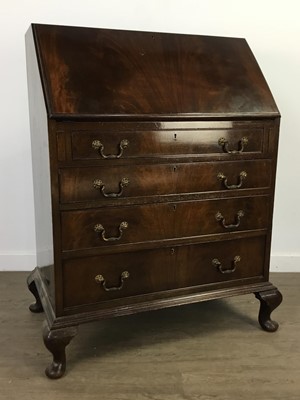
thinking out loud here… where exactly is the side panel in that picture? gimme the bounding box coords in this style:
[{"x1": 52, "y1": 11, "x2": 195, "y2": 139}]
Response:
[
  {"x1": 262, "y1": 118, "x2": 280, "y2": 281},
  {"x1": 25, "y1": 26, "x2": 55, "y2": 308}
]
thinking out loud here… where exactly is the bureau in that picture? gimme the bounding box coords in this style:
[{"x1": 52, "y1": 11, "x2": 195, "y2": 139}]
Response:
[{"x1": 25, "y1": 24, "x2": 282, "y2": 379}]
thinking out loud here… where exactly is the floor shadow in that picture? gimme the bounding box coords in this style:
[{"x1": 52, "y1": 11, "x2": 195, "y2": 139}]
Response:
[{"x1": 70, "y1": 297, "x2": 259, "y2": 365}]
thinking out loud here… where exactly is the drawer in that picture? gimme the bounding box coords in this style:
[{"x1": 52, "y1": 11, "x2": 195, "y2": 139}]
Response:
[
  {"x1": 61, "y1": 196, "x2": 270, "y2": 251},
  {"x1": 70, "y1": 124, "x2": 266, "y2": 160},
  {"x1": 63, "y1": 235, "x2": 266, "y2": 308},
  {"x1": 59, "y1": 160, "x2": 271, "y2": 203}
]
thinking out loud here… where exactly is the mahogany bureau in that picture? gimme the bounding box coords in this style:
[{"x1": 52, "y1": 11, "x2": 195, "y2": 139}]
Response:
[{"x1": 25, "y1": 23, "x2": 283, "y2": 379}]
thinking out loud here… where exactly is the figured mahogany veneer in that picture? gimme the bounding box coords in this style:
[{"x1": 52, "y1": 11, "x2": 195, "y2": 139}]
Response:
[
  {"x1": 70, "y1": 125, "x2": 267, "y2": 160},
  {"x1": 26, "y1": 24, "x2": 282, "y2": 379},
  {"x1": 59, "y1": 160, "x2": 272, "y2": 204},
  {"x1": 61, "y1": 196, "x2": 270, "y2": 251},
  {"x1": 63, "y1": 236, "x2": 266, "y2": 308}
]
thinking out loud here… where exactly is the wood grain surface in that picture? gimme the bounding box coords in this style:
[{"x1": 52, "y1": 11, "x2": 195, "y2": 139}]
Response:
[
  {"x1": 61, "y1": 196, "x2": 270, "y2": 251},
  {"x1": 32, "y1": 24, "x2": 279, "y2": 118},
  {"x1": 59, "y1": 160, "x2": 271, "y2": 204},
  {"x1": 62, "y1": 236, "x2": 266, "y2": 308}
]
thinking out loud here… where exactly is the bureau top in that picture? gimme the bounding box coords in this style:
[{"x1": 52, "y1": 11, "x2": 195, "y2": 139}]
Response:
[{"x1": 27, "y1": 23, "x2": 279, "y2": 121}]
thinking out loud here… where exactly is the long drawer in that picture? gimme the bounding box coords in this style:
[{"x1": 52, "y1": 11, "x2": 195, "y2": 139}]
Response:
[
  {"x1": 70, "y1": 124, "x2": 266, "y2": 160},
  {"x1": 61, "y1": 196, "x2": 270, "y2": 251},
  {"x1": 62, "y1": 235, "x2": 266, "y2": 308},
  {"x1": 59, "y1": 160, "x2": 271, "y2": 203}
]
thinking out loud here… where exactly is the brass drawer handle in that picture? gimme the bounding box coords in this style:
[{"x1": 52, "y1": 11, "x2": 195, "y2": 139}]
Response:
[
  {"x1": 217, "y1": 171, "x2": 247, "y2": 189},
  {"x1": 215, "y1": 210, "x2": 245, "y2": 229},
  {"x1": 212, "y1": 255, "x2": 241, "y2": 274},
  {"x1": 93, "y1": 177, "x2": 129, "y2": 198},
  {"x1": 92, "y1": 139, "x2": 129, "y2": 159},
  {"x1": 218, "y1": 137, "x2": 248, "y2": 154},
  {"x1": 95, "y1": 271, "x2": 130, "y2": 291},
  {"x1": 94, "y1": 221, "x2": 128, "y2": 242}
]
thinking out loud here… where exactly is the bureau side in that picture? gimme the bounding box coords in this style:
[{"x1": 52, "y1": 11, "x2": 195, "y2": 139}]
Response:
[
  {"x1": 263, "y1": 116, "x2": 280, "y2": 281},
  {"x1": 25, "y1": 25, "x2": 57, "y2": 310}
]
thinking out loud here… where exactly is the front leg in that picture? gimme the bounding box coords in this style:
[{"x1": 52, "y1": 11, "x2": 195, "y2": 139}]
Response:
[
  {"x1": 43, "y1": 321, "x2": 78, "y2": 379},
  {"x1": 27, "y1": 269, "x2": 43, "y2": 313},
  {"x1": 255, "y1": 289, "x2": 283, "y2": 332}
]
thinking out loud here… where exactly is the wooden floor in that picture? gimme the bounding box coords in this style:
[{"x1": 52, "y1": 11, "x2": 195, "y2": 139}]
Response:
[{"x1": 0, "y1": 272, "x2": 299, "y2": 400}]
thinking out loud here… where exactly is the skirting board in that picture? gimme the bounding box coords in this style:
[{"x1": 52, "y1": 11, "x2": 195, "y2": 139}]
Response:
[
  {"x1": 0, "y1": 253, "x2": 299, "y2": 272},
  {"x1": 0, "y1": 253, "x2": 36, "y2": 271},
  {"x1": 270, "y1": 255, "x2": 300, "y2": 272}
]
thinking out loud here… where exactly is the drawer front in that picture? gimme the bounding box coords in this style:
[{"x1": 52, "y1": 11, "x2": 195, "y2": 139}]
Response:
[
  {"x1": 61, "y1": 196, "x2": 270, "y2": 251},
  {"x1": 59, "y1": 160, "x2": 271, "y2": 203},
  {"x1": 63, "y1": 236, "x2": 266, "y2": 308},
  {"x1": 71, "y1": 126, "x2": 266, "y2": 160}
]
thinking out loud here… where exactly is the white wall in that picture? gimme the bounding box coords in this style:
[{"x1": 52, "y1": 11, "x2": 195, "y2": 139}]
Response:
[{"x1": 0, "y1": 0, "x2": 299, "y2": 271}]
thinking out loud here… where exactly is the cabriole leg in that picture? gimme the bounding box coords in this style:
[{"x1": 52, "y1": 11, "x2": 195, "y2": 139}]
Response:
[
  {"x1": 255, "y1": 289, "x2": 283, "y2": 332},
  {"x1": 43, "y1": 321, "x2": 78, "y2": 379},
  {"x1": 27, "y1": 269, "x2": 43, "y2": 313}
]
